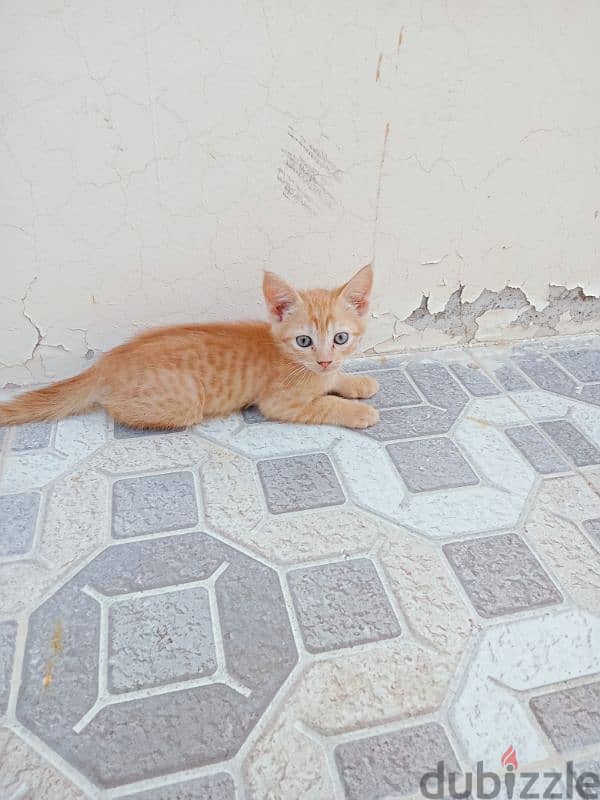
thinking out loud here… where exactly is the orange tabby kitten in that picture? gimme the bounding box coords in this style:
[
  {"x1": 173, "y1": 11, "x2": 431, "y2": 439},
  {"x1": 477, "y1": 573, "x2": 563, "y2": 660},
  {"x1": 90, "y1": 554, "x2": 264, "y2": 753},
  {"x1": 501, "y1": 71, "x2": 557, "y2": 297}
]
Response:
[{"x1": 0, "y1": 265, "x2": 380, "y2": 430}]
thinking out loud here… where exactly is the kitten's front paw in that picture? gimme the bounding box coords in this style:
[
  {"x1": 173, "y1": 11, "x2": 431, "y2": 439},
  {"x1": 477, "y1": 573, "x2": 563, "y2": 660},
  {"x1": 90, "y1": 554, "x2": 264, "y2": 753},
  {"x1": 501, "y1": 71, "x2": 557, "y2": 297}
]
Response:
[
  {"x1": 345, "y1": 404, "x2": 379, "y2": 429},
  {"x1": 353, "y1": 375, "x2": 379, "y2": 399}
]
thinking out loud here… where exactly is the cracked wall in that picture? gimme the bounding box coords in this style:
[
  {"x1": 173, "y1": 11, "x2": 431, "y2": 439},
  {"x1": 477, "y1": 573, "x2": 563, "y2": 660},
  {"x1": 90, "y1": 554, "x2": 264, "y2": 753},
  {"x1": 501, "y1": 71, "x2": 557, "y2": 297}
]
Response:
[{"x1": 2, "y1": 0, "x2": 600, "y2": 386}]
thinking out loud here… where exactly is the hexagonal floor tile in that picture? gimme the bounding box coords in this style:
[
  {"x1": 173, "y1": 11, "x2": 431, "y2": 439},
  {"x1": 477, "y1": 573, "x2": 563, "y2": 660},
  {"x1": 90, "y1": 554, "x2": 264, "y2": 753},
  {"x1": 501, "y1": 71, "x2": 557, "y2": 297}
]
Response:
[{"x1": 16, "y1": 532, "x2": 297, "y2": 790}]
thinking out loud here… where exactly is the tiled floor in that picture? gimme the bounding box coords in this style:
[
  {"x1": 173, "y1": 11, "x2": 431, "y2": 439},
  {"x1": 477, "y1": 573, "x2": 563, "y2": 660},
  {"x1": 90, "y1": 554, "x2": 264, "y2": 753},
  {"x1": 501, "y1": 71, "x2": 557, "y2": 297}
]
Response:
[{"x1": 1, "y1": 335, "x2": 600, "y2": 799}]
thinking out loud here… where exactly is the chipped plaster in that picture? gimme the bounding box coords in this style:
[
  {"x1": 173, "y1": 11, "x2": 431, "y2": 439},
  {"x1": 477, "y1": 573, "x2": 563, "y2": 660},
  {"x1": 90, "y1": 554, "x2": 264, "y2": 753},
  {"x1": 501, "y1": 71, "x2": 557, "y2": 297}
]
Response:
[{"x1": 2, "y1": 0, "x2": 600, "y2": 386}]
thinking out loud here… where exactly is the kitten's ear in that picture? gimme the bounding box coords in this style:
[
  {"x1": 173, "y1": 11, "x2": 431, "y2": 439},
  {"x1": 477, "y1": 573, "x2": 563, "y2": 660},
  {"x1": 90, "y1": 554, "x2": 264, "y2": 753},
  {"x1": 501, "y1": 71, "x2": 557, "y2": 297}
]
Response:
[
  {"x1": 339, "y1": 263, "x2": 373, "y2": 316},
  {"x1": 263, "y1": 271, "x2": 300, "y2": 322}
]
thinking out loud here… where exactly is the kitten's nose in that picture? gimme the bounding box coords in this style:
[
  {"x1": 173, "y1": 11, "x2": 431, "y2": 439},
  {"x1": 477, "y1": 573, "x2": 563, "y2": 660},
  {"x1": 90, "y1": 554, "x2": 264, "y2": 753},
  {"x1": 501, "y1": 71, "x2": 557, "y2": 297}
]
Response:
[{"x1": 318, "y1": 360, "x2": 332, "y2": 370}]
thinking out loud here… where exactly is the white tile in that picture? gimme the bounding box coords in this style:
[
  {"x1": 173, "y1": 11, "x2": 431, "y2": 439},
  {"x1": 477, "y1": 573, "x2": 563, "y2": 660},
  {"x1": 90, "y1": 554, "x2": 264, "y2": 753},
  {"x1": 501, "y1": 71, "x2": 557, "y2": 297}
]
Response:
[{"x1": 450, "y1": 610, "x2": 600, "y2": 767}]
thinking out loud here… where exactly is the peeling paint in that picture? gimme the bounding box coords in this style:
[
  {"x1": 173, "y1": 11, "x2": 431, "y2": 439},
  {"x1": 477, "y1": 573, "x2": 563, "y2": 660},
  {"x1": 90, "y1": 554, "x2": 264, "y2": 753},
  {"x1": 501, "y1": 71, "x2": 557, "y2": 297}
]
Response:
[
  {"x1": 395, "y1": 284, "x2": 600, "y2": 347},
  {"x1": 360, "y1": 283, "x2": 600, "y2": 355},
  {"x1": 404, "y1": 285, "x2": 529, "y2": 342},
  {"x1": 515, "y1": 285, "x2": 600, "y2": 330}
]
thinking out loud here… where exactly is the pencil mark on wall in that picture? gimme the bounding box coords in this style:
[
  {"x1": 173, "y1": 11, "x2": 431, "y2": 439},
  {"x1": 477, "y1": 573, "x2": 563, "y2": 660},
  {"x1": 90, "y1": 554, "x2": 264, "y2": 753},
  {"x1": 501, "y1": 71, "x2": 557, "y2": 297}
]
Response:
[
  {"x1": 277, "y1": 128, "x2": 342, "y2": 216},
  {"x1": 396, "y1": 28, "x2": 404, "y2": 72}
]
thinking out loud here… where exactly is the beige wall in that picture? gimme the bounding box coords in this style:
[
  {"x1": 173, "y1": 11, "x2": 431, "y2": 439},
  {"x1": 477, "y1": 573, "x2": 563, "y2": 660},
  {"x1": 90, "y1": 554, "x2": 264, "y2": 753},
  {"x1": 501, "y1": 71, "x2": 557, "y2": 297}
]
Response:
[{"x1": 2, "y1": 0, "x2": 600, "y2": 386}]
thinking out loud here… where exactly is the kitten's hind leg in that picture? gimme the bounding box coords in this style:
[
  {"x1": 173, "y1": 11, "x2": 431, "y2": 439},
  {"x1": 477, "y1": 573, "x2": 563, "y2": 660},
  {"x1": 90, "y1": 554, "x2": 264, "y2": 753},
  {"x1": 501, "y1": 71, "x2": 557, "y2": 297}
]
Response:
[{"x1": 104, "y1": 369, "x2": 206, "y2": 430}]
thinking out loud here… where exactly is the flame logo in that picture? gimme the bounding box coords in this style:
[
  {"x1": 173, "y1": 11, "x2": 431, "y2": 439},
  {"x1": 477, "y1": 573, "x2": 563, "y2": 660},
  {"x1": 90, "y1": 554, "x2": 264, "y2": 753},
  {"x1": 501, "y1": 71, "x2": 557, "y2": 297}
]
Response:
[{"x1": 501, "y1": 745, "x2": 519, "y2": 770}]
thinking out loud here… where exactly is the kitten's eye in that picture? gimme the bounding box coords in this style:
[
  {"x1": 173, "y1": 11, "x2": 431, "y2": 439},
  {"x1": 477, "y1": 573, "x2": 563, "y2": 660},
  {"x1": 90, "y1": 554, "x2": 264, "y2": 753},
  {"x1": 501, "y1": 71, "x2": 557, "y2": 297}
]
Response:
[
  {"x1": 295, "y1": 335, "x2": 313, "y2": 348},
  {"x1": 334, "y1": 332, "x2": 349, "y2": 345}
]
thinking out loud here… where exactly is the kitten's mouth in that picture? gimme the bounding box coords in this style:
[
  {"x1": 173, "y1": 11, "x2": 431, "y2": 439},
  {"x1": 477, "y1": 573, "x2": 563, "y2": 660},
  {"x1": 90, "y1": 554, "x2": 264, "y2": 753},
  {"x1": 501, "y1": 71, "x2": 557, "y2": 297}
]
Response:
[{"x1": 313, "y1": 362, "x2": 339, "y2": 373}]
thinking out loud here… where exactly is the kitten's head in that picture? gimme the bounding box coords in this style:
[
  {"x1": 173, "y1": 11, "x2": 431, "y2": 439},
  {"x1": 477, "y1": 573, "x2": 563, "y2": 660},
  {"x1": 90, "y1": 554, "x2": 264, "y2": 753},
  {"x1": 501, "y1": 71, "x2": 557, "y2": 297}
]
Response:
[{"x1": 262, "y1": 264, "x2": 373, "y2": 373}]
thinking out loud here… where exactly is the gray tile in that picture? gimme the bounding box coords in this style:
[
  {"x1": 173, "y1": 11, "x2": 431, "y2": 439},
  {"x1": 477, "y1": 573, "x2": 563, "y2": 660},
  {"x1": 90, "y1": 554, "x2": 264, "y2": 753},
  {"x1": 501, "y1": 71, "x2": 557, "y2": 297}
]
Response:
[
  {"x1": 530, "y1": 681, "x2": 600, "y2": 751},
  {"x1": 449, "y1": 362, "x2": 500, "y2": 396},
  {"x1": 0, "y1": 620, "x2": 18, "y2": 716},
  {"x1": 0, "y1": 491, "x2": 41, "y2": 557},
  {"x1": 84, "y1": 533, "x2": 222, "y2": 595},
  {"x1": 344, "y1": 356, "x2": 406, "y2": 373},
  {"x1": 443, "y1": 533, "x2": 562, "y2": 618},
  {"x1": 87, "y1": 535, "x2": 298, "y2": 693},
  {"x1": 16, "y1": 532, "x2": 297, "y2": 788},
  {"x1": 365, "y1": 362, "x2": 468, "y2": 442},
  {"x1": 362, "y1": 369, "x2": 420, "y2": 410},
  {"x1": 583, "y1": 518, "x2": 600, "y2": 546},
  {"x1": 111, "y1": 471, "x2": 198, "y2": 538},
  {"x1": 122, "y1": 774, "x2": 236, "y2": 800},
  {"x1": 257, "y1": 453, "x2": 345, "y2": 514},
  {"x1": 113, "y1": 422, "x2": 181, "y2": 438},
  {"x1": 288, "y1": 558, "x2": 400, "y2": 653},
  {"x1": 553, "y1": 349, "x2": 600, "y2": 382},
  {"x1": 215, "y1": 546, "x2": 298, "y2": 691},
  {"x1": 505, "y1": 425, "x2": 570, "y2": 474},
  {"x1": 335, "y1": 722, "x2": 461, "y2": 800},
  {"x1": 108, "y1": 587, "x2": 216, "y2": 692},
  {"x1": 113, "y1": 422, "x2": 155, "y2": 439},
  {"x1": 539, "y1": 420, "x2": 600, "y2": 467},
  {"x1": 242, "y1": 405, "x2": 266, "y2": 424},
  {"x1": 366, "y1": 405, "x2": 455, "y2": 442},
  {"x1": 494, "y1": 364, "x2": 531, "y2": 391},
  {"x1": 407, "y1": 361, "x2": 469, "y2": 413},
  {"x1": 12, "y1": 422, "x2": 53, "y2": 451},
  {"x1": 387, "y1": 437, "x2": 479, "y2": 492},
  {"x1": 581, "y1": 384, "x2": 600, "y2": 406},
  {"x1": 514, "y1": 353, "x2": 576, "y2": 396},
  {"x1": 93, "y1": 686, "x2": 252, "y2": 787}
]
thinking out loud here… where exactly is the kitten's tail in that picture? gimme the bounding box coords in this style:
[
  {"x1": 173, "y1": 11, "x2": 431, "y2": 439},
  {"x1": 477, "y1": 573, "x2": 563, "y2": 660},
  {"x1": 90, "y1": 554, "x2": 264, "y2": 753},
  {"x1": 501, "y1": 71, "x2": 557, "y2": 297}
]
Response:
[{"x1": 0, "y1": 369, "x2": 101, "y2": 425}]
